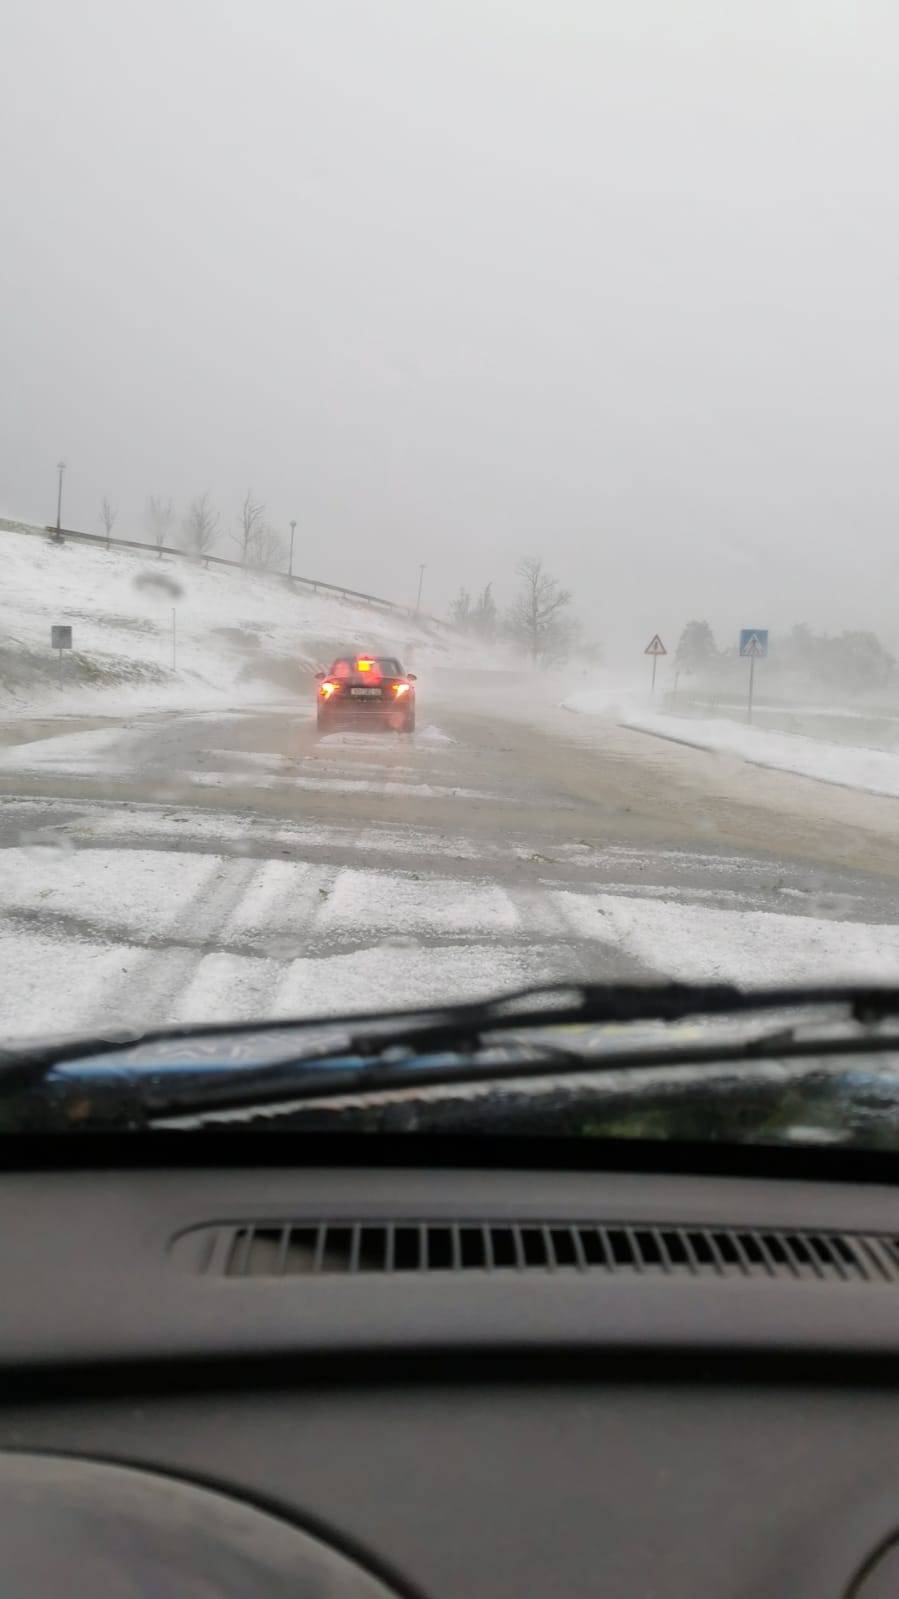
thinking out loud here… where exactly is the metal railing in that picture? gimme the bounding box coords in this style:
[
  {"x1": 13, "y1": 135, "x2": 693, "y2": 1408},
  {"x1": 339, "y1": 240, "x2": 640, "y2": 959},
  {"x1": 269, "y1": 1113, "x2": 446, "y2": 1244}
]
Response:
[{"x1": 0, "y1": 516, "x2": 450, "y2": 630}]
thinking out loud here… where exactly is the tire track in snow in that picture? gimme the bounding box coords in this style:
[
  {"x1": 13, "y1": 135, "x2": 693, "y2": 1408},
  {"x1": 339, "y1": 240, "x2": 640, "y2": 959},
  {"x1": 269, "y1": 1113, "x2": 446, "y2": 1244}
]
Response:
[{"x1": 96, "y1": 855, "x2": 285, "y2": 1026}]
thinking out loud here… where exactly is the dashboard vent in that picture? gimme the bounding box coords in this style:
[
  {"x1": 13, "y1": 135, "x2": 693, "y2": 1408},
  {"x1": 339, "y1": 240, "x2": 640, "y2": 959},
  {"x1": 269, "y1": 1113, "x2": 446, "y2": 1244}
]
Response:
[{"x1": 171, "y1": 1221, "x2": 899, "y2": 1284}]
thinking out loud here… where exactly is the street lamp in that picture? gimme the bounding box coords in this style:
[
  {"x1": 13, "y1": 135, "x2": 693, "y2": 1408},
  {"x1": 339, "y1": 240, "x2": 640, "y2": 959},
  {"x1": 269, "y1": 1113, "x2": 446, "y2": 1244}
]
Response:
[
  {"x1": 289, "y1": 520, "x2": 296, "y2": 578},
  {"x1": 53, "y1": 461, "x2": 66, "y2": 541},
  {"x1": 415, "y1": 563, "x2": 426, "y2": 615}
]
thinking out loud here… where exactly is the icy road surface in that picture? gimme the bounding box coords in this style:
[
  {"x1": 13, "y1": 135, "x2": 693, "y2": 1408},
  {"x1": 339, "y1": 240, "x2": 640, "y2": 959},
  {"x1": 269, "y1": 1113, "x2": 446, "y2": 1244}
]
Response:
[{"x1": 2, "y1": 670, "x2": 899, "y2": 1037}]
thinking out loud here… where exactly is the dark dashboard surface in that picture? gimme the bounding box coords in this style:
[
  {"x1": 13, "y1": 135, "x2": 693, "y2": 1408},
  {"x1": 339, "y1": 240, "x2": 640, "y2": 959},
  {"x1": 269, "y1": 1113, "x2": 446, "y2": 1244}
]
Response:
[{"x1": 2, "y1": 1158, "x2": 899, "y2": 1597}]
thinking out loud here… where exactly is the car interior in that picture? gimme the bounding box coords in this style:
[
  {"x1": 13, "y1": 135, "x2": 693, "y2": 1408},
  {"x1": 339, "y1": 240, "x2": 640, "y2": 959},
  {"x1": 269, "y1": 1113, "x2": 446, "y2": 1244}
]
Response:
[{"x1": 3, "y1": 1129, "x2": 899, "y2": 1597}]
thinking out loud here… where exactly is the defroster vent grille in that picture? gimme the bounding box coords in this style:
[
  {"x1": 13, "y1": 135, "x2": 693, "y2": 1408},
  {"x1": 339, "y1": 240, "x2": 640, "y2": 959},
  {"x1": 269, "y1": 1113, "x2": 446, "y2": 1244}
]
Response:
[{"x1": 170, "y1": 1221, "x2": 899, "y2": 1284}]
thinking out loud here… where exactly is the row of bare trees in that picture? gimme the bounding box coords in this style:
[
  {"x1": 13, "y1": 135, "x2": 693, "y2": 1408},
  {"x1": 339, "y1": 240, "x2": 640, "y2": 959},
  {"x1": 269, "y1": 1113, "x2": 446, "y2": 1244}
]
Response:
[
  {"x1": 452, "y1": 558, "x2": 582, "y2": 667},
  {"x1": 95, "y1": 492, "x2": 288, "y2": 570}
]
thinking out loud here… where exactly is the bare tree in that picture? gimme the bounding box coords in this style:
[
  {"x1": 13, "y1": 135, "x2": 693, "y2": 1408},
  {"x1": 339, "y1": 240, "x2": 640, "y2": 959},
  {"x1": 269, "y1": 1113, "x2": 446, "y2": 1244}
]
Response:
[
  {"x1": 471, "y1": 582, "x2": 498, "y2": 643},
  {"x1": 506, "y1": 558, "x2": 572, "y2": 665},
  {"x1": 181, "y1": 493, "x2": 219, "y2": 563},
  {"x1": 247, "y1": 523, "x2": 287, "y2": 571},
  {"x1": 99, "y1": 496, "x2": 117, "y2": 548},
  {"x1": 145, "y1": 494, "x2": 175, "y2": 559},
  {"x1": 450, "y1": 587, "x2": 472, "y2": 630},
  {"x1": 675, "y1": 620, "x2": 718, "y2": 678},
  {"x1": 233, "y1": 491, "x2": 266, "y2": 565}
]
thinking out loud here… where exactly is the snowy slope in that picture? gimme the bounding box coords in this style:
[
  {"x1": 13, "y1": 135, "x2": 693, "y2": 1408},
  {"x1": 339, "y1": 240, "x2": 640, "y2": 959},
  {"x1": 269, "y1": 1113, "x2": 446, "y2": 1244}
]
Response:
[{"x1": 0, "y1": 524, "x2": 463, "y2": 717}]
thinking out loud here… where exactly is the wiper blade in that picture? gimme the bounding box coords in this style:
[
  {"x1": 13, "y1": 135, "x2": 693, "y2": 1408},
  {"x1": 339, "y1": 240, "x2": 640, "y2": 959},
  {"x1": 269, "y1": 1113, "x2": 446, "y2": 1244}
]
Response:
[
  {"x1": 156, "y1": 1032, "x2": 899, "y2": 1130},
  {"x1": 6, "y1": 980, "x2": 899, "y2": 1122}
]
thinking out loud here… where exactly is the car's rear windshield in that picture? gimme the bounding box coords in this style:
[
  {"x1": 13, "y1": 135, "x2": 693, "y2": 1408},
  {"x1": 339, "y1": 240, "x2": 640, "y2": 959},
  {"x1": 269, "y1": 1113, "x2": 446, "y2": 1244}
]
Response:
[{"x1": 329, "y1": 657, "x2": 403, "y2": 677}]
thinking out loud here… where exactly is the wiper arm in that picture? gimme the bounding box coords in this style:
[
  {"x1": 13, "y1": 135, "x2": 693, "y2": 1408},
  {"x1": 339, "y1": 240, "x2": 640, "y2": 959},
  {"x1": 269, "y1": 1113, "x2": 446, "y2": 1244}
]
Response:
[
  {"x1": 153, "y1": 1029, "x2": 899, "y2": 1128},
  {"x1": 6, "y1": 980, "x2": 899, "y2": 1123}
]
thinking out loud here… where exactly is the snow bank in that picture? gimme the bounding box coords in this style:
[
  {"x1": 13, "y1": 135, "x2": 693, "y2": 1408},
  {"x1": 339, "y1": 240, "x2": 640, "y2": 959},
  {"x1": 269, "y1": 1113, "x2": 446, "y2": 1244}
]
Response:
[
  {"x1": 620, "y1": 710, "x2": 899, "y2": 801},
  {"x1": 558, "y1": 681, "x2": 899, "y2": 803}
]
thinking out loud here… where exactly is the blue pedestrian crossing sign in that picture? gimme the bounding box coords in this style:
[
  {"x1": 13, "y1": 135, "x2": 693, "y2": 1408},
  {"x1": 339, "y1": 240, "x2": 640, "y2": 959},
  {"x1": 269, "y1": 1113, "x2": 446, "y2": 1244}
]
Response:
[{"x1": 739, "y1": 629, "x2": 768, "y2": 658}]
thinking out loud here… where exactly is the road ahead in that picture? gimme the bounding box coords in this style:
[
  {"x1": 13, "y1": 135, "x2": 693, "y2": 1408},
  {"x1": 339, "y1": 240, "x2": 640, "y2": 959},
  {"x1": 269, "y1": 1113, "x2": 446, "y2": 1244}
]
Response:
[{"x1": 2, "y1": 674, "x2": 899, "y2": 1036}]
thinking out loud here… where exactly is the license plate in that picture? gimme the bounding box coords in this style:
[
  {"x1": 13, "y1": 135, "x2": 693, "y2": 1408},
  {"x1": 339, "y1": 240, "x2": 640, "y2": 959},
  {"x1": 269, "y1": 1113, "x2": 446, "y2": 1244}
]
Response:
[{"x1": 351, "y1": 686, "x2": 381, "y2": 697}]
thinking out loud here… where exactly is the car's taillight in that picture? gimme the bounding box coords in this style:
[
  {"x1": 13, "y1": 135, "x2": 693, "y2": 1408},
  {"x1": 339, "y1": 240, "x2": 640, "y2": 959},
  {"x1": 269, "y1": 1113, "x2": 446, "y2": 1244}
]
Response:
[
  {"x1": 392, "y1": 681, "x2": 411, "y2": 697},
  {"x1": 320, "y1": 680, "x2": 340, "y2": 698}
]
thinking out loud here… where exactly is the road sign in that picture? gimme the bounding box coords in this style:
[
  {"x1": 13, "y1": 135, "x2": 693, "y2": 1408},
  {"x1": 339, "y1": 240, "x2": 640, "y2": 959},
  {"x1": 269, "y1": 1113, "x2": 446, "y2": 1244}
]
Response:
[
  {"x1": 644, "y1": 634, "x2": 666, "y2": 693},
  {"x1": 739, "y1": 629, "x2": 768, "y2": 658},
  {"x1": 51, "y1": 624, "x2": 72, "y2": 689},
  {"x1": 739, "y1": 629, "x2": 767, "y2": 722}
]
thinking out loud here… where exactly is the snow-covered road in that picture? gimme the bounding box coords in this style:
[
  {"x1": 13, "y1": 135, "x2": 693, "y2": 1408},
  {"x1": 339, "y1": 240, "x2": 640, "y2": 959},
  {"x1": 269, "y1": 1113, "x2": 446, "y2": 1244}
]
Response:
[{"x1": 2, "y1": 694, "x2": 899, "y2": 1037}]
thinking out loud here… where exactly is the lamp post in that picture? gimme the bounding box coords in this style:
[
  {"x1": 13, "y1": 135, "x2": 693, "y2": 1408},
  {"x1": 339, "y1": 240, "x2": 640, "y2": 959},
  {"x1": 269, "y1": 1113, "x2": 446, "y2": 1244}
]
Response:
[
  {"x1": 53, "y1": 461, "x2": 66, "y2": 541},
  {"x1": 415, "y1": 563, "x2": 426, "y2": 615},
  {"x1": 289, "y1": 520, "x2": 296, "y2": 578}
]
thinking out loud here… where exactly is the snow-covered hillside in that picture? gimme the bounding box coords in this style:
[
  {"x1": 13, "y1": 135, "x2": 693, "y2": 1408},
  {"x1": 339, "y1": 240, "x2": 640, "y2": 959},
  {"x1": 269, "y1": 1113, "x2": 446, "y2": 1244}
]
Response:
[{"x1": 0, "y1": 523, "x2": 463, "y2": 717}]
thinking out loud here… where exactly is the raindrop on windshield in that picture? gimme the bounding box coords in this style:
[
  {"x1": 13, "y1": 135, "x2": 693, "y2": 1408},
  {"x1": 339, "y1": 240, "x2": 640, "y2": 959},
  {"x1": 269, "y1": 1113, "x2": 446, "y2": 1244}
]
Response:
[{"x1": 133, "y1": 571, "x2": 183, "y2": 600}]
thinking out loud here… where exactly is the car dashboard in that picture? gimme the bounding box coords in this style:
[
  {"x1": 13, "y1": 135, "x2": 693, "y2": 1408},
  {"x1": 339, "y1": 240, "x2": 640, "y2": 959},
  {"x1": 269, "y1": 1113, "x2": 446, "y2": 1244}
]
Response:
[{"x1": 2, "y1": 1147, "x2": 899, "y2": 1597}]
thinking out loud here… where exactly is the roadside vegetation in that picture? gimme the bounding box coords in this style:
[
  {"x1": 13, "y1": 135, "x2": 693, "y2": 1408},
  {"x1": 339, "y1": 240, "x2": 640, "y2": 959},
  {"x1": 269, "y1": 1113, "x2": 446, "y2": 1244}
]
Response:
[
  {"x1": 673, "y1": 619, "x2": 896, "y2": 699},
  {"x1": 450, "y1": 558, "x2": 601, "y2": 670}
]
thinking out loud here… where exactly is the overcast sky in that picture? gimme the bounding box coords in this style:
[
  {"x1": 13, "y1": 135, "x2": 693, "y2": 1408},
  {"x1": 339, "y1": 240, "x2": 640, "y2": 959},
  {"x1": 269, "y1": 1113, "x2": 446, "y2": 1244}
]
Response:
[{"x1": 3, "y1": 0, "x2": 898, "y2": 652}]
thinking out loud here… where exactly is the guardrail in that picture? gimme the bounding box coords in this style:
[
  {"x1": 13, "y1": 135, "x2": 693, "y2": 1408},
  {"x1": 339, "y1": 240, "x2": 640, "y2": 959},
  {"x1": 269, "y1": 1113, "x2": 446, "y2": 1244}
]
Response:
[{"x1": 0, "y1": 516, "x2": 451, "y2": 631}]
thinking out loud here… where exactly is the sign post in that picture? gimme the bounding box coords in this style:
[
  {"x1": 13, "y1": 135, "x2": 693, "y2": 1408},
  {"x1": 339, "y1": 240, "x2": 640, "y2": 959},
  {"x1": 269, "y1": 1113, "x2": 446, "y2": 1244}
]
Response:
[
  {"x1": 739, "y1": 629, "x2": 768, "y2": 722},
  {"x1": 644, "y1": 633, "x2": 667, "y2": 692},
  {"x1": 51, "y1": 624, "x2": 72, "y2": 688}
]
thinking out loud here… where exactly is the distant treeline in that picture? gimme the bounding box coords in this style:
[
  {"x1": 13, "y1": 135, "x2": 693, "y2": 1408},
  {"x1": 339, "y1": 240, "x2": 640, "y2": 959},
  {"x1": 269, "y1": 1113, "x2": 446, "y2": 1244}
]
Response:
[{"x1": 675, "y1": 620, "x2": 895, "y2": 694}]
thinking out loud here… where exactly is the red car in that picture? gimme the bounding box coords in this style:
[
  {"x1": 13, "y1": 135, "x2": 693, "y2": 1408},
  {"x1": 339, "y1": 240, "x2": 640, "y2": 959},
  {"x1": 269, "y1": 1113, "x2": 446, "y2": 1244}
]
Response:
[{"x1": 315, "y1": 654, "x2": 417, "y2": 734}]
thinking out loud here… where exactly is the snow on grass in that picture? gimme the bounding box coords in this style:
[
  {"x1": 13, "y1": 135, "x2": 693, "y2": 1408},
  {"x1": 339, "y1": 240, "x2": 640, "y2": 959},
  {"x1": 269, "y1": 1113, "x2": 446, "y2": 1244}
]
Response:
[
  {"x1": 0, "y1": 523, "x2": 469, "y2": 719},
  {"x1": 617, "y1": 709, "x2": 899, "y2": 801}
]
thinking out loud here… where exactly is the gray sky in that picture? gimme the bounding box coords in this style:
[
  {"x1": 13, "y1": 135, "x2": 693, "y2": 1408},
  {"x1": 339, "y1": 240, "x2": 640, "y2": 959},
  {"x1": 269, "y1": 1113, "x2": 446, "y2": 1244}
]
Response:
[{"x1": 3, "y1": 0, "x2": 898, "y2": 652}]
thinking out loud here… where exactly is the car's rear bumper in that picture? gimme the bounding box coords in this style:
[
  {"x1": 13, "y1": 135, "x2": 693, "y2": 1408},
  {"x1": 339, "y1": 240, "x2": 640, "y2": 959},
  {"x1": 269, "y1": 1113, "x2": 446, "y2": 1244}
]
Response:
[{"x1": 318, "y1": 700, "x2": 414, "y2": 725}]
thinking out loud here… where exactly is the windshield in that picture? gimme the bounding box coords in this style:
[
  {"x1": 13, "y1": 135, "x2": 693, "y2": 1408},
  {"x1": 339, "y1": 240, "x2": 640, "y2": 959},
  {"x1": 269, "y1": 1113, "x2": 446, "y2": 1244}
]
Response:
[
  {"x1": 329, "y1": 657, "x2": 404, "y2": 679},
  {"x1": 3, "y1": 2, "x2": 899, "y2": 1149}
]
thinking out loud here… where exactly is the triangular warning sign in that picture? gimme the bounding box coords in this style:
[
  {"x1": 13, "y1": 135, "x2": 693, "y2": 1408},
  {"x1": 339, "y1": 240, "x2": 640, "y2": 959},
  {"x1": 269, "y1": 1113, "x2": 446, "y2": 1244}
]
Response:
[
  {"x1": 743, "y1": 634, "x2": 764, "y2": 657},
  {"x1": 644, "y1": 634, "x2": 667, "y2": 656}
]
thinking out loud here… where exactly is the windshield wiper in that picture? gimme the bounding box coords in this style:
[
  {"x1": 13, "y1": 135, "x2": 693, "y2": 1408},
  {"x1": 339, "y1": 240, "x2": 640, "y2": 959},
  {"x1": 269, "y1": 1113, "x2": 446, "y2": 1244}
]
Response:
[{"x1": 5, "y1": 980, "x2": 899, "y2": 1122}]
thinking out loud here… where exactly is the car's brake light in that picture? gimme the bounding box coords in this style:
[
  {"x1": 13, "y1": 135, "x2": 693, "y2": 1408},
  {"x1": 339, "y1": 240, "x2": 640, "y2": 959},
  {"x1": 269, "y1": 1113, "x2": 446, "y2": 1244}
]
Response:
[
  {"x1": 319, "y1": 680, "x2": 340, "y2": 698},
  {"x1": 356, "y1": 657, "x2": 374, "y2": 673},
  {"x1": 392, "y1": 681, "x2": 411, "y2": 697}
]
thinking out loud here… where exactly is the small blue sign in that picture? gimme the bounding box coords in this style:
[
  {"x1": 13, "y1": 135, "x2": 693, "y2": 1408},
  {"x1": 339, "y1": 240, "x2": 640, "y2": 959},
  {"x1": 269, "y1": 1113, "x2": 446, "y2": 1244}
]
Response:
[{"x1": 739, "y1": 629, "x2": 768, "y2": 658}]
